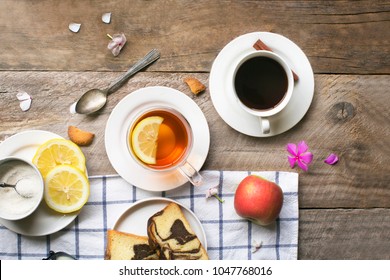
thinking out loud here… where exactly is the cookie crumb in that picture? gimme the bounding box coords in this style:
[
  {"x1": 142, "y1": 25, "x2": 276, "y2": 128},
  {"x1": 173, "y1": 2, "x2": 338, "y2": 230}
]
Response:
[
  {"x1": 68, "y1": 126, "x2": 95, "y2": 146},
  {"x1": 184, "y1": 77, "x2": 206, "y2": 95}
]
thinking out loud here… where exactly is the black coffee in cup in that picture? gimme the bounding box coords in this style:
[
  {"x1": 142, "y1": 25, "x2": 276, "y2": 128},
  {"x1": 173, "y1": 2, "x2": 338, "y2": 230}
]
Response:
[{"x1": 234, "y1": 56, "x2": 288, "y2": 111}]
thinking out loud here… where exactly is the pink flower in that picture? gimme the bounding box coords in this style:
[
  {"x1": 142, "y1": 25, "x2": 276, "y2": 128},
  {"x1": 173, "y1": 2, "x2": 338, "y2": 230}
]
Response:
[
  {"x1": 324, "y1": 153, "x2": 339, "y2": 165},
  {"x1": 107, "y1": 33, "x2": 126, "y2": 56},
  {"x1": 286, "y1": 141, "x2": 313, "y2": 171}
]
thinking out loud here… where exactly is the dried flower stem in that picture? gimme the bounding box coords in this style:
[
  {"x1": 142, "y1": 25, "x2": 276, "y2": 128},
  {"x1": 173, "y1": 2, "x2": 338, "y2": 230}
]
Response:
[
  {"x1": 106, "y1": 33, "x2": 113, "y2": 40},
  {"x1": 252, "y1": 240, "x2": 263, "y2": 253},
  {"x1": 214, "y1": 194, "x2": 224, "y2": 203}
]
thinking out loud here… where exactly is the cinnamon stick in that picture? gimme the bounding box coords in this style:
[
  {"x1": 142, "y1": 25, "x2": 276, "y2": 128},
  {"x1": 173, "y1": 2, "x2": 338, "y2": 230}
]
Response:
[{"x1": 253, "y1": 39, "x2": 299, "y2": 81}]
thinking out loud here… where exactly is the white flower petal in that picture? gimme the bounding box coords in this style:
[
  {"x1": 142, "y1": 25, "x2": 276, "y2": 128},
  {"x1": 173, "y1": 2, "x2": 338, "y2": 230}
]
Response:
[
  {"x1": 107, "y1": 40, "x2": 117, "y2": 50},
  {"x1": 16, "y1": 91, "x2": 32, "y2": 111},
  {"x1": 111, "y1": 46, "x2": 121, "y2": 57},
  {"x1": 69, "y1": 23, "x2": 81, "y2": 33},
  {"x1": 69, "y1": 102, "x2": 77, "y2": 114},
  {"x1": 16, "y1": 91, "x2": 31, "y2": 101},
  {"x1": 205, "y1": 186, "x2": 218, "y2": 198},
  {"x1": 19, "y1": 99, "x2": 32, "y2": 111},
  {"x1": 102, "y1": 12, "x2": 111, "y2": 24}
]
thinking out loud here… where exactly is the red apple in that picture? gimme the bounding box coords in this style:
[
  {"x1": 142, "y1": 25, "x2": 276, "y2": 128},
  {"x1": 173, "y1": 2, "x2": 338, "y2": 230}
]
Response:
[{"x1": 234, "y1": 175, "x2": 283, "y2": 226}]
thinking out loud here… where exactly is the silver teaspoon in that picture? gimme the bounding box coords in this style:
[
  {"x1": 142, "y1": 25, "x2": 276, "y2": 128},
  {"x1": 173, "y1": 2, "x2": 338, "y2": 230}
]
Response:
[
  {"x1": 75, "y1": 49, "x2": 160, "y2": 114},
  {"x1": 0, "y1": 181, "x2": 32, "y2": 198}
]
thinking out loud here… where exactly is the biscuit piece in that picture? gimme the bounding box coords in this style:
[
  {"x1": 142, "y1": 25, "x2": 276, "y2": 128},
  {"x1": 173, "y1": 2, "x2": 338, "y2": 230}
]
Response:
[
  {"x1": 184, "y1": 77, "x2": 206, "y2": 95},
  {"x1": 105, "y1": 230, "x2": 158, "y2": 260},
  {"x1": 68, "y1": 126, "x2": 95, "y2": 146}
]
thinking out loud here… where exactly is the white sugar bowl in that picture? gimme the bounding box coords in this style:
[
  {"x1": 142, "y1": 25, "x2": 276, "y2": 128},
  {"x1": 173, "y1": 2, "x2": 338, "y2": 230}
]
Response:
[{"x1": 0, "y1": 157, "x2": 44, "y2": 220}]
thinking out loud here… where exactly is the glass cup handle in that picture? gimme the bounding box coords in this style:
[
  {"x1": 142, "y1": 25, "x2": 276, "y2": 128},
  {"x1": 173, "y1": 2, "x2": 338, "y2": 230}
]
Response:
[
  {"x1": 178, "y1": 161, "x2": 203, "y2": 186},
  {"x1": 258, "y1": 117, "x2": 270, "y2": 134}
]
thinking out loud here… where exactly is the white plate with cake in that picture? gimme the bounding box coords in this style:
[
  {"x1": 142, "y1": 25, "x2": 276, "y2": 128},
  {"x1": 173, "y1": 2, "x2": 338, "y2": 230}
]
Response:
[{"x1": 110, "y1": 197, "x2": 208, "y2": 260}]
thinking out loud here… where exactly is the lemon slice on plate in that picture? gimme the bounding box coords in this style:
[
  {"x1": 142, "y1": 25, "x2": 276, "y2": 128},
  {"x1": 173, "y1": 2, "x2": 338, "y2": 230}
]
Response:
[
  {"x1": 131, "y1": 116, "x2": 164, "y2": 164},
  {"x1": 44, "y1": 165, "x2": 90, "y2": 213},
  {"x1": 33, "y1": 138, "x2": 86, "y2": 177}
]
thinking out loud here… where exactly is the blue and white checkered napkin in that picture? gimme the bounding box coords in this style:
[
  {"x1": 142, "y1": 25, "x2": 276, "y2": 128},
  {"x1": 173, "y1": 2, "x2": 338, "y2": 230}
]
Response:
[{"x1": 0, "y1": 171, "x2": 298, "y2": 260}]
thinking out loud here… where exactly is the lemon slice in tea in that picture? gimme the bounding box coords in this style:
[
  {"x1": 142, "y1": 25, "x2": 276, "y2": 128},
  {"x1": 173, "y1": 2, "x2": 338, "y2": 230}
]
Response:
[
  {"x1": 44, "y1": 165, "x2": 89, "y2": 213},
  {"x1": 33, "y1": 138, "x2": 86, "y2": 178},
  {"x1": 131, "y1": 116, "x2": 164, "y2": 164}
]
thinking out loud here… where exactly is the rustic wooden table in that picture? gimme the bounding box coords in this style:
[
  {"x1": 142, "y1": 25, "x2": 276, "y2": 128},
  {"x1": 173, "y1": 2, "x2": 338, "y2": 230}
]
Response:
[{"x1": 0, "y1": 0, "x2": 389, "y2": 259}]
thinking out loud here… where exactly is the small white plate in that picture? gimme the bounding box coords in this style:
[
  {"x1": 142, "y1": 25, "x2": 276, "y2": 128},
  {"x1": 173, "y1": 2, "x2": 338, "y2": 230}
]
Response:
[
  {"x1": 113, "y1": 197, "x2": 207, "y2": 250},
  {"x1": 105, "y1": 86, "x2": 210, "y2": 192},
  {"x1": 0, "y1": 130, "x2": 80, "y2": 236},
  {"x1": 209, "y1": 32, "x2": 315, "y2": 137}
]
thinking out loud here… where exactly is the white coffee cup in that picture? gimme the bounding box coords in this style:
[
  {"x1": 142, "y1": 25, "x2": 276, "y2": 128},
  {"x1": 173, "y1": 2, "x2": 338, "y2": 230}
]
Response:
[{"x1": 232, "y1": 50, "x2": 294, "y2": 134}]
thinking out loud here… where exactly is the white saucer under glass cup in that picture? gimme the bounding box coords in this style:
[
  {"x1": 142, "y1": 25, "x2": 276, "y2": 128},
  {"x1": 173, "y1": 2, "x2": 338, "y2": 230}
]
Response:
[
  {"x1": 232, "y1": 50, "x2": 294, "y2": 134},
  {"x1": 127, "y1": 106, "x2": 203, "y2": 186}
]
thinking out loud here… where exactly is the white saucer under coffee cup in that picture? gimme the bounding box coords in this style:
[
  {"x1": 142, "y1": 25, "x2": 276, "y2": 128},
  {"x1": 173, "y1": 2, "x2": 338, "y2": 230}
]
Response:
[{"x1": 232, "y1": 50, "x2": 294, "y2": 134}]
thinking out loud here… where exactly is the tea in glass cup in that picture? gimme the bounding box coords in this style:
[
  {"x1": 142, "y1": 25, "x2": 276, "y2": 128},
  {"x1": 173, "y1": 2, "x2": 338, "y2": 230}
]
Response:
[{"x1": 128, "y1": 107, "x2": 202, "y2": 186}]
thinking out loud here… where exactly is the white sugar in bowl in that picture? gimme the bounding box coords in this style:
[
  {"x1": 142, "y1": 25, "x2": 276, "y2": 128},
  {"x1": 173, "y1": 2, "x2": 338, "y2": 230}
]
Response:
[{"x1": 0, "y1": 157, "x2": 44, "y2": 220}]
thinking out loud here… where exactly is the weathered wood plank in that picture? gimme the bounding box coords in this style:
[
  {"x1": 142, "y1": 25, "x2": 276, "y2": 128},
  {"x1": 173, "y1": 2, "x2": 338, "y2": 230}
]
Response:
[
  {"x1": 0, "y1": 0, "x2": 389, "y2": 73},
  {"x1": 299, "y1": 208, "x2": 390, "y2": 259},
  {"x1": 0, "y1": 72, "x2": 388, "y2": 208}
]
